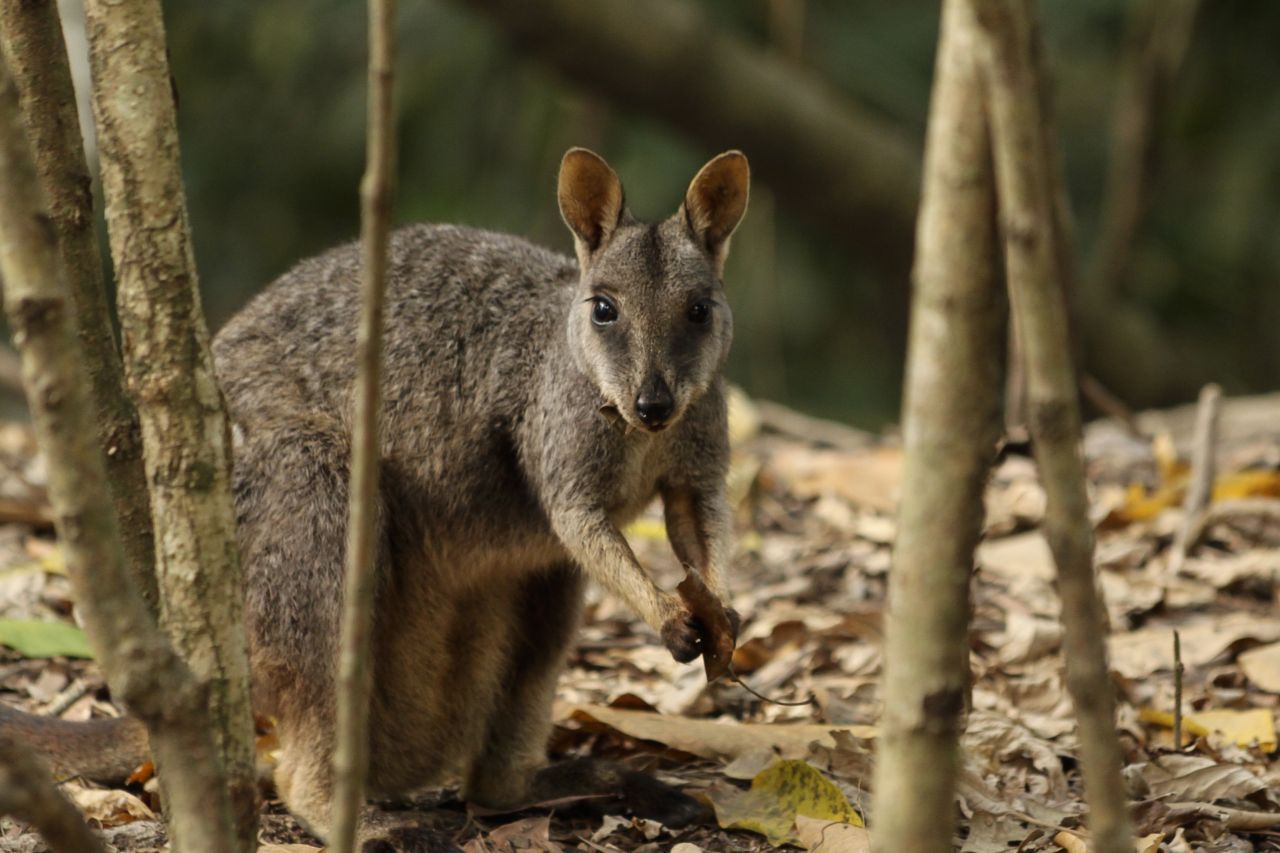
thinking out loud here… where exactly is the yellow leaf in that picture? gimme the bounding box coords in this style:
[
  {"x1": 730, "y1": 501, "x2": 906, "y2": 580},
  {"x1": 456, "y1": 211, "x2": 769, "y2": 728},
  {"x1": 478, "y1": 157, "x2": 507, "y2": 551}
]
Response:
[
  {"x1": 1212, "y1": 469, "x2": 1280, "y2": 501},
  {"x1": 1186, "y1": 708, "x2": 1276, "y2": 752},
  {"x1": 1139, "y1": 706, "x2": 1276, "y2": 750},
  {"x1": 1053, "y1": 829, "x2": 1088, "y2": 853},
  {"x1": 1054, "y1": 829, "x2": 1163, "y2": 853},
  {"x1": 705, "y1": 759, "x2": 863, "y2": 847}
]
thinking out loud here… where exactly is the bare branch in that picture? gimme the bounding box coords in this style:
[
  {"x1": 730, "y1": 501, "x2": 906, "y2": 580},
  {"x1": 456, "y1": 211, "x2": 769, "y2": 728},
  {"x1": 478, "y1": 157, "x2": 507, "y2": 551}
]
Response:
[
  {"x1": 0, "y1": 0, "x2": 157, "y2": 612},
  {"x1": 330, "y1": 0, "x2": 397, "y2": 848},
  {"x1": 453, "y1": 0, "x2": 918, "y2": 283},
  {"x1": 1086, "y1": 0, "x2": 1203, "y2": 304},
  {"x1": 81, "y1": 0, "x2": 257, "y2": 845},
  {"x1": 872, "y1": 2, "x2": 1003, "y2": 850},
  {"x1": 1168, "y1": 382, "x2": 1221, "y2": 574},
  {"x1": 971, "y1": 1, "x2": 1134, "y2": 850},
  {"x1": 0, "y1": 53, "x2": 239, "y2": 853},
  {"x1": 0, "y1": 736, "x2": 104, "y2": 853}
]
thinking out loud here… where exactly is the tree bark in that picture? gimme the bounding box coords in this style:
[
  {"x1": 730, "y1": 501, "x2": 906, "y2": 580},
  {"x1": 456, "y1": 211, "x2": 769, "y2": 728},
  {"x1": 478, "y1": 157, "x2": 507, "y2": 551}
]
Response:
[
  {"x1": 453, "y1": 0, "x2": 918, "y2": 285},
  {"x1": 872, "y1": 1, "x2": 1003, "y2": 850},
  {"x1": 0, "y1": 737, "x2": 104, "y2": 853},
  {"x1": 330, "y1": 0, "x2": 396, "y2": 848},
  {"x1": 0, "y1": 56, "x2": 238, "y2": 853},
  {"x1": 0, "y1": 0, "x2": 158, "y2": 613},
  {"x1": 971, "y1": 2, "x2": 1135, "y2": 850},
  {"x1": 81, "y1": 0, "x2": 256, "y2": 847}
]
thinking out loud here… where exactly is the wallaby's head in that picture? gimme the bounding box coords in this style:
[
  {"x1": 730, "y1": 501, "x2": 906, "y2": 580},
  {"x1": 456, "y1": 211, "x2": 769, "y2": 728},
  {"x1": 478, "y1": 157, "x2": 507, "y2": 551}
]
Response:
[{"x1": 558, "y1": 148, "x2": 749, "y2": 433}]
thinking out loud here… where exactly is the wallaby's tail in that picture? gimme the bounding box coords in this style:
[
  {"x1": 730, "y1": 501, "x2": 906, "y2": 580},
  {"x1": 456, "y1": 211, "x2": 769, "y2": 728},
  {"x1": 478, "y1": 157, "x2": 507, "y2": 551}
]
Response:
[{"x1": 0, "y1": 703, "x2": 148, "y2": 785}]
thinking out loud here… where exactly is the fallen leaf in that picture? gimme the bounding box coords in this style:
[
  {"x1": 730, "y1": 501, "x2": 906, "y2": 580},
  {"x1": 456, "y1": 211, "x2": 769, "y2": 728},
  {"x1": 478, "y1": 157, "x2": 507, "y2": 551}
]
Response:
[
  {"x1": 976, "y1": 532, "x2": 1055, "y2": 582},
  {"x1": 795, "y1": 814, "x2": 870, "y2": 852},
  {"x1": 258, "y1": 846, "x2": 322, "y2": 853},
  {"x1": 1108, "y1": 613, "x2": 1280, "y2": 679},
  {"x1": 1184, "y1": 708, "x2": 1276, "y2": 751},
  {"x1": 463, "y1": 815, "x2": 562, "y2": 852},
  {"x1": 761, "y1": 445, "x2": 902, "y2": 514},
  {"x1": 676, "y1": 566, "x2": 735, "y2": 680},
  {"x1": 1052, "y1": 829, "x2": 1162, "y2": 853},
  {"x1": 1239, "y1": 642, "x2": 1280, "y2": 692},
  {"x1": 66, "y1": 786, "x2": 155, "y2": 827},
  {"x1": 563, "y1": 704, "x2": 875, "y2": 760},
  {"x1": 704, "y1": 759, "x2": 862, "y2": 846},
  {"x1": 1138, "y1": 754, "x2": 1268, "y2": 802},
  {"x1": 0, "y1": 618, "x2": 93, "y2": 659}
]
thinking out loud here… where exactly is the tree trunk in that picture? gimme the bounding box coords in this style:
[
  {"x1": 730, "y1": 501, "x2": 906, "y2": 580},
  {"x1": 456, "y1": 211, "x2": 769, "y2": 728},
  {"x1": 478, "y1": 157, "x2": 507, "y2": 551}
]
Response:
[
  {"x1": 330, "y1": 0, "x2": 397, "y2": 848},
  {"x1": 81, "y1": 0, "x2": 256, "y2": 847},
  {"x1": 872, "y1": 1, "x2": 1003, "y2": 849},
  {"x1": 0, "y1": 0, "x2": 157, "y2": 612},
  {"x1": 0, "y1": 55, "x2": 238, "y2": 853},
  {"x1": 971, "y1": 1, "x2": 1135, "y2": 850}
]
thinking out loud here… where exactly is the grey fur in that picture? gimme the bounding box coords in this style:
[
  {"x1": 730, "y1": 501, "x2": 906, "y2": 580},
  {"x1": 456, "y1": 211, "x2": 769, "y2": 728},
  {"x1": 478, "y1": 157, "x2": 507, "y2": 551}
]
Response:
[{"x1": 212, "y1": 150, "x2": 748, "y2": 839}]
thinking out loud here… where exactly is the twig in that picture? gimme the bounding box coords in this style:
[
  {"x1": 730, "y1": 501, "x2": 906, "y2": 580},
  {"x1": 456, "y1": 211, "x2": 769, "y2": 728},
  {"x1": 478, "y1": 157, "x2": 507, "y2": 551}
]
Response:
[
  {"x1": 329, "y1": 0, "x2": 397, "y2": 849},
  {"x1": 754, "y1": 399, "x2": 876, "y2": 451},
  {"x1": 0, "y1": 736, "x2": 104, "y2": 853},
  {"x1": 872, "y1": 2, "x2": 1003, "y2": 851},
  {"x1": 726, "y1": 663, "x2": 816, "y2": 708},
  {"x1": 972, "y1": 1, "x2": 1135, "y2": 850},
  {"x1": 1168, "y1": 383, "x2": 1221, "y2": 575},
  {"x1": 1086, "y1": 0, "x2": 1203, "y2": 305},
  {"x1": 0, "y1": 53, "x2": 238, "y2": 853},
  {"x1": 1172, "y1": 630, "x2": 1183, "y2": 748},
  {"x1": 1080, "y1": 373, "x2": 1143, "y2": 439}
]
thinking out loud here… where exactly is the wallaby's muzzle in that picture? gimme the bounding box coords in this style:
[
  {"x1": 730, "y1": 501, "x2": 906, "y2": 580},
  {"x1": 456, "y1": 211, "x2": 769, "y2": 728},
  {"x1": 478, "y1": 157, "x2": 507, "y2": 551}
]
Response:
[{"x1": 635, "y1": 376, "x2": 675, "y2": 429}]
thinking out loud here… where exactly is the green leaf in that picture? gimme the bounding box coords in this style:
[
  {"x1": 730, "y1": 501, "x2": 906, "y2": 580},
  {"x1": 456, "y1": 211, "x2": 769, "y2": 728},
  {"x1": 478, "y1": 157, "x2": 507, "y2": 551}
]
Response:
[
  {"x1": 0, "y1": 618, "x2": 93, "y2": 659},
  {"x1": 704, "y1": 759, "x2": 864, "y2": 846}
]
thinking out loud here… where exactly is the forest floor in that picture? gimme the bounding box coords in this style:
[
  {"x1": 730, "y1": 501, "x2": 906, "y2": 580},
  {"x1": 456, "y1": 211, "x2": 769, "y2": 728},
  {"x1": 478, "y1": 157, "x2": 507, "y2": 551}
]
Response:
[{"x1": 1, "y1": 390, "x2": 1279, "y2": 852}]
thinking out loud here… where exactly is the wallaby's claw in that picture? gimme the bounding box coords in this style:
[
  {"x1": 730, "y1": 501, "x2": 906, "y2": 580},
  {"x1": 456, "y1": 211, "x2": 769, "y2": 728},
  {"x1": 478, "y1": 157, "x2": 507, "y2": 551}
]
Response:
[{"x1": 661, "y1": 612, "x2": 703, "y2": 663}]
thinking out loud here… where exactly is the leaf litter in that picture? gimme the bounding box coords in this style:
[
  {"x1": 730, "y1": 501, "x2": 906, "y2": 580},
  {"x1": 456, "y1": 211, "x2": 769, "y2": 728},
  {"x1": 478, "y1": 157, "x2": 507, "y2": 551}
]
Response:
[{"x1": 2, "y1": 391, "x2": 1280, "y2": 849}]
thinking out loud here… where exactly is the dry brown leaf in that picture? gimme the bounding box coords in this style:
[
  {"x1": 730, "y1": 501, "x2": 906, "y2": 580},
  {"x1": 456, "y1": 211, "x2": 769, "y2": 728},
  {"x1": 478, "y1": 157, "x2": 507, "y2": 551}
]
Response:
[
  {"x1": 463, "y1": 815, "x2": 562, "y2": 852},
  {"x1": 66, "y1": 785, "x2": 155, "y2": 827},
  {"x1": 795, "y1": 814, "x2": 871, "y2": 852},
  {"x1": 676, "y1": 566, "x2": 735, "y2": 680},
  {"x1": 562, "y1": 704, "x2": 874, "y2": 760},
  {"x1": 258, "y1": 846, "x2": 322, "y2": 853},
  {"x1": 1239, "y1": 641, "x2": 1280, "y2": 692},
  {"x1": 761, "y1": 445, "x2": 902, "y2": 513},
  {"x1": 976, "y1": 531, "x2": 1056, "y2": 581},
  {"x1": 1138, "y1": 754, "x2": 1268, "y2": 802},
  {"x1": 1108, "y1": 612, "x2": 1280, "y2": 679}
]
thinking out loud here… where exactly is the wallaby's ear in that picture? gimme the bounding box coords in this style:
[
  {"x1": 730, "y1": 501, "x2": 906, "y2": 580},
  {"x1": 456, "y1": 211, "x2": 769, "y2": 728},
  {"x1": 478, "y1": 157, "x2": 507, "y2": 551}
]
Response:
[
  {"x1": 558, "y1": 148, "x2": 625, "y2": 266},
  {"x1": 682, "y1": 151, "x2": 750, "y2": 272}
]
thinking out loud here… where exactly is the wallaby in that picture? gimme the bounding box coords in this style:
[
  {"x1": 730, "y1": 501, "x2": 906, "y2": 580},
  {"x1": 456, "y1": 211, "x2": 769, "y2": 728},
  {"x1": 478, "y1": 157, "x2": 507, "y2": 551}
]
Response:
[{"x1": 2, "y1": 149, "x2": 748, "y2": 849}]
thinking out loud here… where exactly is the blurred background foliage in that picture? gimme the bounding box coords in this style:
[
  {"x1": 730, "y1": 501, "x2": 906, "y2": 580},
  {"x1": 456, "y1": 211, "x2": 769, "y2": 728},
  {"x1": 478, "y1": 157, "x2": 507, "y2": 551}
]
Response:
[{"x1": 83, "y1": 0, "x2": 1280, "y2": 426}]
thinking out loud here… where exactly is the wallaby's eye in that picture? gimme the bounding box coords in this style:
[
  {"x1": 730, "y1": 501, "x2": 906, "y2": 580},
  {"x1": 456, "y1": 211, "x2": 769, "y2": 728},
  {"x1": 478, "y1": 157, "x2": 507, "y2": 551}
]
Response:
[
  {"x1": 687, "y1": 300, "x2": 712, "y2": 325},
  {"x1": 591, "y1": 296, "x2": 619, "y2": 326}
]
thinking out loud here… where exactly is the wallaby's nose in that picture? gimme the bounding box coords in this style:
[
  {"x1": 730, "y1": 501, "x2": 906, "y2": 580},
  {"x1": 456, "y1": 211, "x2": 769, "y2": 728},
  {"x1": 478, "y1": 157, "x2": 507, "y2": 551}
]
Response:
[{"x1": 635, "y1": 379, "x2": 674, "y2": 428}]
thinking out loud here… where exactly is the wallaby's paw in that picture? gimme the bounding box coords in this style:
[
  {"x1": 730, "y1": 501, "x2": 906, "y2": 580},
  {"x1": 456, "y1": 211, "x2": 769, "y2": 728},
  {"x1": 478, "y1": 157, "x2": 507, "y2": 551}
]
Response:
[
  {"x1": 359, "y1": 825, "x2": 460, "y2": 853},
  {"x1": 660, "y1": 612, "x2": 702, "y2": 663}
]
